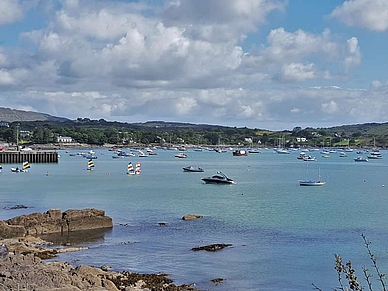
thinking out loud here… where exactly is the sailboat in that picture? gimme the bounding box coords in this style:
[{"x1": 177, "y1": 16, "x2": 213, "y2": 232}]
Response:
[
  {"x1": 11, "y1": 160, "x2": 30, "y2": 173},
  {"x1": 135, "y1": 162, "x2": 141, "y2": 175},
  {"x1": 127, "y1": 162, "x2": 135, "y2": 175},
  {"x1": 299, "y1": 163, "x2": 325, "y2": 186},
  {"x1": 87, "y1": 159, "x2": 95, "y2": 171}
]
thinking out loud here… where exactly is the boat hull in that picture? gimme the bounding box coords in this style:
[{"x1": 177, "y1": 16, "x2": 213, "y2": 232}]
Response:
[
  {"x1": 299, "y1": 181, "x2": 325, "y2": 186},
  {"x1": 202, "y1": 178, "x2": 235, "y2": 184},
  {"x1": 183, "y1": 166, "x2": 204, "y2": 172}
]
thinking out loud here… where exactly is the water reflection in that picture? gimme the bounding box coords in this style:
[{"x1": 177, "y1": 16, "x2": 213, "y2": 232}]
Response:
[{"x1": 41, "y1": 228, "x2": 112, "y2": 246}]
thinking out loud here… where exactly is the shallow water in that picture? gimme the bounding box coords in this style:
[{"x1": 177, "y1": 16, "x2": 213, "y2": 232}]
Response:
[{"x1": 1, "y1": 148, "x2": 388, "y2": 290}]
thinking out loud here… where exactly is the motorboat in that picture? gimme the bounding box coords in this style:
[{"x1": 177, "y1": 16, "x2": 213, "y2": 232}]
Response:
[
  {"x1": 182, "y1": 166, "x2": 204, "y2": 172},
  {"x1": 354, "y1": 156, "x2": 368, "y2": 162},
  {"x1": 232, "y1": 149, "x2": 248, "y2": 156},
  {"x1": 303, "y1": 155, "x2": 316, "y2": 161},
  {"x1": 368, "y1": 151, "x2": 383, "y2": 159},
  {"x1": 175, "y1": 153, "x2": 187, "y2": 158},
  {"x1": 202, "y1": 171, "x2": 235, "y2": 184}
]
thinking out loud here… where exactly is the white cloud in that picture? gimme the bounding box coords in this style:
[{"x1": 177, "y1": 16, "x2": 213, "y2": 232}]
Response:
[
  {"x1": 0, "y1": 69, "x2": 15, "y2": 85},
  {"x1": 163, "y1": 0, "x2": 285, "y2": 42},
  {"x1": 0, "y1": 0, "x2": 23, "y2": 25},
  {"x1": 321, "y1": 100, "x2": 339, "y2": 114},
  {"x1": 279, "y1": 63, "x2": 329, "y2": 82},
  {"x1": 262, "y1": 28, "x2": 339, "y2": 64},
  {"x1": 331, "y1": 0, "x2": 388, "y2": 31},
  {"x1": 344, "y1": 37, "x2": 361, "y2": 71}
]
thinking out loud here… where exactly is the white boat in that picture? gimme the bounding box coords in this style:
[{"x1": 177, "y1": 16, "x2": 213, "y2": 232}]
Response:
[
  {"x1": 276, "y1": 148, "x2": 290, "y2": 154},
  {"x1": 368, "y1": 151, "x2": 383, "y2": 159},
  {"x1": 87, "y1": 159, "x2": 95, "y2": 171},
  {"x1": 354, "y1": 156, "x2": 368, "y2": 162},
  {"x1": 303, "y1": 155, "x2": 316, "y2": 161},
  {"x1": 138, "y1": 150, "x2": 148, "y2": 157},
  {"x1": 299, "y1": 164, "x2": 325, "y2": 186},
  {"x1": 183, "y1": 166, "x2": 204, "y2": 172},
  {"x1": 339, "y1": 152, "x2": 347, "y2": 157},
  {"x1": 11, "y1": 160, "x2": 30, "y2": 173},
  {"x1": 175, "y1": 153, "x2": 187, "y2": 158},
  {"x1": 299, "y1": 180, "x2": 326, "y2": 186}
]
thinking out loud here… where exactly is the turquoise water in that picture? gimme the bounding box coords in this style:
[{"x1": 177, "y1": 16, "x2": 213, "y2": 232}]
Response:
[{"x1": 1, "y1": 148, "x2": 388, "y2": 290}]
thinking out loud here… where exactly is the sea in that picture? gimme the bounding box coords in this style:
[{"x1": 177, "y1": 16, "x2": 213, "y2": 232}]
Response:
[{"x1": 1, "y1": 148, "x2": 388, "y2": 291}]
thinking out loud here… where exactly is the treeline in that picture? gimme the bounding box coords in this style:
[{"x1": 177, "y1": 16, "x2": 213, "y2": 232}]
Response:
[{"x1": 0, "y1": 119, "x2": 387, "y2": 148}]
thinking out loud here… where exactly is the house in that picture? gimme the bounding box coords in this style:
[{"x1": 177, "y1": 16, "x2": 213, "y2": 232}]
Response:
[
  {"x1": 296, "y1": 137, "x2": 307, "y2": 143},
  {"x1": 57, "y1": 136, "x2": 74, "y2": 143}
]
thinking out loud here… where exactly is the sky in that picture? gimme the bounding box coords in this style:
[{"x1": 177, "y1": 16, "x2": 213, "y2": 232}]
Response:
[{"x1": 1, "y1": 0, "x2": 388, "y2": 130}]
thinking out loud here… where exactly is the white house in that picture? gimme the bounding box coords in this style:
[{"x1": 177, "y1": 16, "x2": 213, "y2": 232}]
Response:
[
  {"x1": 57, "y1": 136, "x2": 74, "y2": 143},
  {"x1": 296, "y1": 137, "x2": 307, "y2": 143}
]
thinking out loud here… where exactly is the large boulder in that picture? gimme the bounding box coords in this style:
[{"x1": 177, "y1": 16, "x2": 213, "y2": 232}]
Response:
[{"x1": 1, "y1": 208, "x2": 113, "y2": 238}]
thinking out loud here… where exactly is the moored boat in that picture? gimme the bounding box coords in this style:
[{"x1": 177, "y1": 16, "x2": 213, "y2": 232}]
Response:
[
  {"x1": 299, "y1": 180, "x2": 326, "y2": 186},
  {"x1": 232, "y1": 149, "x2": 248, "y2": 156},
  {"x1": 175, "y1": 153, "x2": 187, "y2": 158},
  {"x1": 182, "y1": 166, "x2": 204, "y2": 172},
  {"x1": 202, "y1": 171, "x2": 235, "y2": 184},
  {"x1": 354, "y1": 156, "x2": 368, "y2": 162}
]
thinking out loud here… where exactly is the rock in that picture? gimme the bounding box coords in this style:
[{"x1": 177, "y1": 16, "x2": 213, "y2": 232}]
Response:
[
  {"x1": 0, "y1": 243, "x2": 8, "y2": 259},
  {"x1": 182, "y1": 214, "x2": 203, "y2": 220},
  {"x1": 8, "y1": 204, "x2": 29, "y2": 210},
  {"x1": 1, "y1": 208, "x2": 113, "y2": 238},
  {"x1": 101, "y1": 264, "x2": 112, "y2": 271},
  {"x1": 0, "y1": 221, "x2": 25, "y2": 238},
  {"x1": 158, "y1": 222, "x2": 167, "y2": 226},
  {"x1": 191, "y1": 243, "x2": 232, "y2": 252}
]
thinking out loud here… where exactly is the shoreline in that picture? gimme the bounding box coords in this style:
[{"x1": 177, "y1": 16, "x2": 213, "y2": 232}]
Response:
[{"x1": 0, "y1": 236, "x2": 200, "y2": 291}]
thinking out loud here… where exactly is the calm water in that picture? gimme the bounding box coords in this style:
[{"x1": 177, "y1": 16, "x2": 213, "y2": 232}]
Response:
[{"x1": 1, "y1": 148, "x2": 388, "y2": 290}]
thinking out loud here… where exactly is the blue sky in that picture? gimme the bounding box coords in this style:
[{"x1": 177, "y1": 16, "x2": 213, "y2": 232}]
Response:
[{"x1": 1, "y1": 0, "x2": 388, "y2": 130}]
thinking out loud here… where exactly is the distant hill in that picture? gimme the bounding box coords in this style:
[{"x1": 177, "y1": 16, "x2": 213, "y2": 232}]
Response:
[
  {"x1": 131, "y1": 120, "x2": 233, "y2": 130},
  {"x1": 0, "y1": 107, "x2": 69, "y2": 122}
]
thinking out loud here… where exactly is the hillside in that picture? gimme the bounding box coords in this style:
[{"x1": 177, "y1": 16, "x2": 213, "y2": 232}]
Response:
[{"x1": 0, "y1": 107, "x2": 68, "y2": 123}]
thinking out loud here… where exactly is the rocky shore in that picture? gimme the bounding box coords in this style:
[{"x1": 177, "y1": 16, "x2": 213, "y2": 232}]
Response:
[{"x1": 0, "y1": 209, "x2": 201, "y2": 291}]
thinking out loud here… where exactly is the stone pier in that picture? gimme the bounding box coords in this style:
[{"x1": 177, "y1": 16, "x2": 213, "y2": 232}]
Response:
[{"x1": 0, "y1": 151, "x2": 59, "y2": 163}]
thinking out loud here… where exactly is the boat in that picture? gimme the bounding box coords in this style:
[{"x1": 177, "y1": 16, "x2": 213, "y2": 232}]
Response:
[
  {"x1": 0, "y1": 163, "x2": 2, "y2": 173},
  {"x1": 248, "y1": 149, "x2": 260, "y2": 154},
  {"x1": 182, "y1": 166, "x2": 204, "y2": 172},
  {"x1": 138, "y1": 150, "x2": 148, "y2": 158},
  {"x1": 127, "y1": 162, "x2": 135, "y2": 175},
  {"x1": 299, "y1": 163, "x2": 325, "y2": 186},
  {"x1": 299, "y1": 180, "x2": 326, "y2": 186},
  {"x1": 202, "y1": 171, "x2": 235, "y2": 184},
  {"x1": 175, "y1": 153, "x2": 187, "y2": 158},
  {"x1": 303, "y1": 155, "x2": 316, "y2": 161},
  {"x1": 276, "y1": 148, "x2": 290, "y2": 154},
  {"x1": 135, "y1": 162, "x2": 141, "y2": 175},
  {"x1": 87, "y1": 159, "x2": 95, "y2": 171},
  {"x1": 368, "y1": 151, "x2": 383, "y2": 159},
  {"x1": 232, "y1": 149, "x2": 248, "y2": 156},
  {"x1": 354, "y1": 156, "x2": 368, "y2": 162},
  {"x1": 11, "y1": 160, "x2": 30, "y2": 173},
  {"x1": 339, "y1": 152, "x2": 347, "y2": 157}
]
